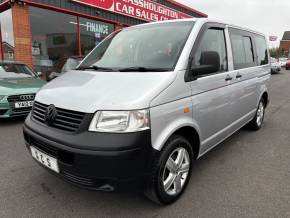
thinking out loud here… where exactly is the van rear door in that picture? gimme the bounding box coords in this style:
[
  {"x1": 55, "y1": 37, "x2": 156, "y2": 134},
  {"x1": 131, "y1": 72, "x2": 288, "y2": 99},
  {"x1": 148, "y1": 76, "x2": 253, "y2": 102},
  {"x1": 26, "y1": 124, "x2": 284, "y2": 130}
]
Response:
[{"x1": 228, "y1": 29, "x2": 268, "y2": 126}]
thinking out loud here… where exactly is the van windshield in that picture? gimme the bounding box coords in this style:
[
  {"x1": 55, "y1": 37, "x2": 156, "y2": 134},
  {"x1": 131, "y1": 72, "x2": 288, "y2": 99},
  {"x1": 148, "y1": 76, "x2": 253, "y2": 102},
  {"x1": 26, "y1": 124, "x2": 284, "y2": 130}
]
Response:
[{"x1": 79, "y1": 22, "x2": 194, "y2": 72}]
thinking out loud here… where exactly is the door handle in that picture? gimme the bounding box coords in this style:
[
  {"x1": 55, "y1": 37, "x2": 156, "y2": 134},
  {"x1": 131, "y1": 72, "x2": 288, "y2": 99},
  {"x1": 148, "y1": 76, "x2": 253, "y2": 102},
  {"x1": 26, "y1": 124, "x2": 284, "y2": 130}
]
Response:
[
  {"x1": 236, "y1": 73, "x2": 242, "y2": 79},
  {"x1": 225, "y1": 75, "x2": 233, "y2": 81}
]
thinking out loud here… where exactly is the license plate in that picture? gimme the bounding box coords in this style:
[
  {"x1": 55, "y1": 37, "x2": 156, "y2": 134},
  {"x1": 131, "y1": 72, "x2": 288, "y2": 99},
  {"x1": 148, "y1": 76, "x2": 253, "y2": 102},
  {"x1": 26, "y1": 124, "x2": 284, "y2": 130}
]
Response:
[
  {"x1": 30, "y1": 146, "x2": 59, "y2": 173},
  {"x1": 15, "y1": 101, "x2": 34, "y2": 108}
]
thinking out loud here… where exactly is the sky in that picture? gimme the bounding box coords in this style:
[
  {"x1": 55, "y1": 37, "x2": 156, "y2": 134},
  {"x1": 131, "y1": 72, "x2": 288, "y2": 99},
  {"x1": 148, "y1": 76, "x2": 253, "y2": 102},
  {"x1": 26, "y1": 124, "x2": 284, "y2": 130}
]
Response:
[{"x1": 178, "y1": 0, "x2": 289, "y2": 48}]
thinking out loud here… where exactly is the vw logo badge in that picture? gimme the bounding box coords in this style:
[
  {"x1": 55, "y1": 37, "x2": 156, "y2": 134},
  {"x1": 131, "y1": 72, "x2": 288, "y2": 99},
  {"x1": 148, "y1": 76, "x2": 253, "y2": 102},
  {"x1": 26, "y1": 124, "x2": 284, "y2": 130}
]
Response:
[{"x1": 45, "y1": 104, "x2": 57, "y2": 125}]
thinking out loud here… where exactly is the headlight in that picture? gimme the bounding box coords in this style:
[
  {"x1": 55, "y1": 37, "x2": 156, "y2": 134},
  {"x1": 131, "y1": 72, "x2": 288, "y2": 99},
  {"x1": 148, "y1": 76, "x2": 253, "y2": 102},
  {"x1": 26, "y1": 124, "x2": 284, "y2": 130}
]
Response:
[
  {"x1": 0, "y1": 95, "x2": 5, "y2": 101},
  {"x1": 89, "y1": 110, "x2": 150, "y2": 133}
]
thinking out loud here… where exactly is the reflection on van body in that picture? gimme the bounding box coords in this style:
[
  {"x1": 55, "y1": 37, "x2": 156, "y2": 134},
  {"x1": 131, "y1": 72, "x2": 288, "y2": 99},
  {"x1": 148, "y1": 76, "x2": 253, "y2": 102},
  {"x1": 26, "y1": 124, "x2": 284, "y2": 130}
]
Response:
[{"x1": 23, "y1": 18, "x2": 270, "y2": 205}]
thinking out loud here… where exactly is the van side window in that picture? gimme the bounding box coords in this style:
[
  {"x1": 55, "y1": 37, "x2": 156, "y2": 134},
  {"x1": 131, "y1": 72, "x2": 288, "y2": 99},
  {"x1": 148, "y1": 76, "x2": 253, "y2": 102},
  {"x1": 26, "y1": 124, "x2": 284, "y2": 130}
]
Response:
[
  {"x1": 230, "y1": 30, "x2": 256, "y2": 69},
  {"x1": 193, "y1": 28, "x2": 228, "y2": 74},
  {"x1": 255, "y1": 35, "x2": 269, "y2": 65}
]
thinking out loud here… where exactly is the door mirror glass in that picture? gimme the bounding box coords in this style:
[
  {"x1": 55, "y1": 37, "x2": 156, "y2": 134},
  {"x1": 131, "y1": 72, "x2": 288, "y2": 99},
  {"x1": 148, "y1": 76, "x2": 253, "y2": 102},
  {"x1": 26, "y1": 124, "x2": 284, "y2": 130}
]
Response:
[{"x1": 191, "y1": 51, "x2": 220, "y2": 76}]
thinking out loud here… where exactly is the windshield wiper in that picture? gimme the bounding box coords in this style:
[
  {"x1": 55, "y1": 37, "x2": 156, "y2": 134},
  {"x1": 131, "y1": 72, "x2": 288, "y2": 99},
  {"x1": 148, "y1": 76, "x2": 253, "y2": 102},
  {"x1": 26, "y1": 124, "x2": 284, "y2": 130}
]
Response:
[
  {"x1": 118, "y1": 67, "x2": 170, "y2": 72},
  {"x1": 76, "y1": 65, "x2": 116, "y2": 71}
]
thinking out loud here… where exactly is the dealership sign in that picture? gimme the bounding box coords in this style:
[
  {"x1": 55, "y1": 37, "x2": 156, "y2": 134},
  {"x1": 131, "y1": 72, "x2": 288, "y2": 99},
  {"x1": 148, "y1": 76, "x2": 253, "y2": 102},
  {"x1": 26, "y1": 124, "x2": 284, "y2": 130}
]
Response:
[
  {"x1": 269, "y1": 36, "x2": 278, "y2": 41},
  {"x1": 72, "y1": 0, "x2": 192, "y2": 22}
]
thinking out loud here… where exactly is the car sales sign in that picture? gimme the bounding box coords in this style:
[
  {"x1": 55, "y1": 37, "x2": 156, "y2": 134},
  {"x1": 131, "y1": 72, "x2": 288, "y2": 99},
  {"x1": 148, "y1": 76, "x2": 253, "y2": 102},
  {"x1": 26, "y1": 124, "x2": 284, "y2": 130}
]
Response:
[
  {"x1": 269, "y1": 36, "x2": 278, "y2": 42},
  {"x1": 72, "y1": 0, "x2": 192, "y2": 22}
]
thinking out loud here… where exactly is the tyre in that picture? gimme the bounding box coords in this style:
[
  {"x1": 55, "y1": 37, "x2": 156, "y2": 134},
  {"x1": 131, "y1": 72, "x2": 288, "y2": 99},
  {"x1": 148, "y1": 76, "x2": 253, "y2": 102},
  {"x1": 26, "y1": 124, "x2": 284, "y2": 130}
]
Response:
[
  {"x1": 144, "y1": 135, "x2": 193, "y2": 205},
  {"x1": 247, "y1": 98, "x2": 266, "y2": 130}
]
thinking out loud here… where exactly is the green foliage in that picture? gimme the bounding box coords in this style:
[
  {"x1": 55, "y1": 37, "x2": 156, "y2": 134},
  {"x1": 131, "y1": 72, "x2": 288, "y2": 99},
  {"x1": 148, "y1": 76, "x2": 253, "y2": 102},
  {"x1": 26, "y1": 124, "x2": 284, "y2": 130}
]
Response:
[{"x1": 269, "y1": 47, "x2": 289, "y2": 58}]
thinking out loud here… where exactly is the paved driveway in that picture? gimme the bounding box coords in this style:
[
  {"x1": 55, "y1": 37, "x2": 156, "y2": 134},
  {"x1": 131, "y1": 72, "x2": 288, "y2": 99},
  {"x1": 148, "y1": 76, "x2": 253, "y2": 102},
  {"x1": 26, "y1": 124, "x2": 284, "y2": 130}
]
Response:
[{"x1": 1, "y1": 70, "x2": 290, "y2": 217}]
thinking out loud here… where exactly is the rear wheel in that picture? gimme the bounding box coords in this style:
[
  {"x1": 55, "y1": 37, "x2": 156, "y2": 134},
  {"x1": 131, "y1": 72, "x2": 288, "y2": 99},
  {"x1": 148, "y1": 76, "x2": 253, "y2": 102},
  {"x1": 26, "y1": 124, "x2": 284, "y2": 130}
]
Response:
[
  {"x1": 144, "y1": 135, "x2": 193, "y2": 205},
  {"x1": 247, "y1": 98, "x2": 265, "y2": 130}
]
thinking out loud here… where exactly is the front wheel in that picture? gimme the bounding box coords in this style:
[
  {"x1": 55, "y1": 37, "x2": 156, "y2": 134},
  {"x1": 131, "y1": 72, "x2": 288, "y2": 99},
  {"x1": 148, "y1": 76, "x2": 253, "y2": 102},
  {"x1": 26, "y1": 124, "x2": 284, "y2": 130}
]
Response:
[
  {"x1": 247, "y1": 99, "x2": 266, "y2": 130},
  {"x1": 144, "y1": 135, "x2": 193, "y2": 205}
]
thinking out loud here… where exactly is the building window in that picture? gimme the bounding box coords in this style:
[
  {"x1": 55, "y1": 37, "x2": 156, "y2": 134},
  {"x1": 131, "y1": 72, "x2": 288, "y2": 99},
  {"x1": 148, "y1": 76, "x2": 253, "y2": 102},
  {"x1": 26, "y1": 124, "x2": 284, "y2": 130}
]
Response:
[
  {"x1": 79, "y1": 17, "x2": 114, "y2": 56},
  {"x1": 30, "y1": 7, "x2": 78, "y2": 74},
  {"x1": 0, "y1": 9, "x2": 15, "y2": 60}
]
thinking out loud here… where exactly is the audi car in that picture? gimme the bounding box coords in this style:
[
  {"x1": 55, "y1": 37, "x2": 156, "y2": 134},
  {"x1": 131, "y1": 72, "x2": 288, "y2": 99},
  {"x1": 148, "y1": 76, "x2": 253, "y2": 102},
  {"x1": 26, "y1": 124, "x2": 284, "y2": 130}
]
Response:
[{"x1": 0, "y1": 61, "x2": 46, "y2": 118}]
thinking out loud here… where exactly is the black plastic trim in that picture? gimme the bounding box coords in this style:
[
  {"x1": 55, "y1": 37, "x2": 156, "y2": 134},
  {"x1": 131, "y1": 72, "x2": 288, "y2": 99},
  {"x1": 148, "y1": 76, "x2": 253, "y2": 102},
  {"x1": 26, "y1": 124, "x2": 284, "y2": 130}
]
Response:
[{"x1": 23, "y1": 113, "x2": 157, "y2": 185}]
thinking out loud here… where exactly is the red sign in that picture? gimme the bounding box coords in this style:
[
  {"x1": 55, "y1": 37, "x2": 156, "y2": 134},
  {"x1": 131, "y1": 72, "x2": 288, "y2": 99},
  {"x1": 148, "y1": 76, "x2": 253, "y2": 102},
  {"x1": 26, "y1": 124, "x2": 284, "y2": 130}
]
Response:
[{"x1": 72, "y1": 0, "x2": 192, "y2": 22}]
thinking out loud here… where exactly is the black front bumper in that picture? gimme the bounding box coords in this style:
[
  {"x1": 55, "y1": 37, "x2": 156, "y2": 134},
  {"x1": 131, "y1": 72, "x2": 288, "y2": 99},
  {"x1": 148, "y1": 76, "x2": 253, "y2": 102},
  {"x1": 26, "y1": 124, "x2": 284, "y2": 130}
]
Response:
[{"x1": 23, "y1": 114, "x2": 156, "y2": 191}]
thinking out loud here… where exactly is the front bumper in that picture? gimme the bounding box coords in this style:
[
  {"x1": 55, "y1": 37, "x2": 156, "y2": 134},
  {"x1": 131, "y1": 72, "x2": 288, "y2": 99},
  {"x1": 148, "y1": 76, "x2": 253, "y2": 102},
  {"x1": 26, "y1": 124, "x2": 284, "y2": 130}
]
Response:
[
  {"x1": 0, "y1": 96, "x2": 33, "y2": 118},
  {"x1": 23, "y1": 114, "x2": 156, "y2": 190}
]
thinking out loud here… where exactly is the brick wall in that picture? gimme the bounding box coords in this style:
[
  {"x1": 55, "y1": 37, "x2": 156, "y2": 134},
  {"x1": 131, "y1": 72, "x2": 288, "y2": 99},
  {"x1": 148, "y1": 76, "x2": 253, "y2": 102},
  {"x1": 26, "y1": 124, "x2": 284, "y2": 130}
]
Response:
[
  {"x1": 280, "y1": 40, "x2": 290, "y2": 53},
  {"x1": 11, "y1": 3, "x2": 33, "y2": 68}
]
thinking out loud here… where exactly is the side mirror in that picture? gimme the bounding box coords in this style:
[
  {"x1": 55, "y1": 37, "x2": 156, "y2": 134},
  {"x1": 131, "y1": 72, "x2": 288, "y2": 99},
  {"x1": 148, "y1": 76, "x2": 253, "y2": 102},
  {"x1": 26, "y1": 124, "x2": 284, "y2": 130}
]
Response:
[
  {"x1": 191, "y1": 51, "x2": 220, "y2": 77},
  {"x1": 36, "y1": 72, "x2": 43, "y2": 77}
]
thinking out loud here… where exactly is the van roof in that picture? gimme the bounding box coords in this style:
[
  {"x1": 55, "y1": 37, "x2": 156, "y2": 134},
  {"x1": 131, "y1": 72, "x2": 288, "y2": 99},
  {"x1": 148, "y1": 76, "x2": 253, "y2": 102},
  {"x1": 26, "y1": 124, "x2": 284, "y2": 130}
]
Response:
[{"x1": 132, "y1": 18, "x2": 265, "y2": 37}]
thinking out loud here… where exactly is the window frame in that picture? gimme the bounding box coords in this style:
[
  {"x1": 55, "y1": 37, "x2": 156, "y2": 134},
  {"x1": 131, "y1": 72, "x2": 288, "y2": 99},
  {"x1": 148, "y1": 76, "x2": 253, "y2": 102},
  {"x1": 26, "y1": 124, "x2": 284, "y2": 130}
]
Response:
[
  {"x1": 185, "y1": 22, "x2": 228, "y2": 82},
  {"x1": 229, "y1": 28, "x2": 257, "y2": 70},
  {"x1": 254, "y1": 34, "x2": 269, "y2": 66}
]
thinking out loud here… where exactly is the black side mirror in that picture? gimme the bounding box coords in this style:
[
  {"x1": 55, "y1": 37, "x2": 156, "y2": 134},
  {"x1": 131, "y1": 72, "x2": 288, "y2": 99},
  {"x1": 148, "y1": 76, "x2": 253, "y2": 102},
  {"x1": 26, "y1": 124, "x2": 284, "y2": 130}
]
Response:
[{"x1": 191, "y1": 51, "x2": 220, "y2": 77}]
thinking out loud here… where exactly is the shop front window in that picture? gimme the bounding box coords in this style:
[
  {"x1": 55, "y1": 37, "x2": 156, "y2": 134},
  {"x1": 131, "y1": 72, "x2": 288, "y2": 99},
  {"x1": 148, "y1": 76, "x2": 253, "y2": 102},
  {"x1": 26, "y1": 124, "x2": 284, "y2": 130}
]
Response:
[
  {"x1": 0, "y1": 9, "x2": 15, "y2": 60},
  {"x1": 79, "y1": 17, "x2": 114, "y2": 56},
  {"x1": 30, "y1": 7, "x2": 78, "y2": 75}
]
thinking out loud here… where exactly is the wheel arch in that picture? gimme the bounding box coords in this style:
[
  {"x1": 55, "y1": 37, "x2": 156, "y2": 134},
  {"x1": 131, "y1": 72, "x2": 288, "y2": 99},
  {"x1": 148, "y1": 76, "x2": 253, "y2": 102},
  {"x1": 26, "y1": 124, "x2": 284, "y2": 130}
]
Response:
[
  {"x1": 171, "y1": 126, "x2": 200, "y2": 159},
  {"x1": 152, "y1": 121, "x2": 201, "y2": 160},
  {"x1": 258, "y1": 83, "x2": 269, "y2": 108},
  {"x1": 261, "y1": 91, "x2": 269, "y2": 107}
]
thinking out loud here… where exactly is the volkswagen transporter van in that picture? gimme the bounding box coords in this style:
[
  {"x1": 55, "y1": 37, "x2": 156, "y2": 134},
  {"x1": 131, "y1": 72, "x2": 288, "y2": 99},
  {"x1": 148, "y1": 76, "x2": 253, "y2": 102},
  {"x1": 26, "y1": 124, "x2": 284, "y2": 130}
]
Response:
[{"x1": 23, "y1": 18, "x2": 270, "y2": 205}]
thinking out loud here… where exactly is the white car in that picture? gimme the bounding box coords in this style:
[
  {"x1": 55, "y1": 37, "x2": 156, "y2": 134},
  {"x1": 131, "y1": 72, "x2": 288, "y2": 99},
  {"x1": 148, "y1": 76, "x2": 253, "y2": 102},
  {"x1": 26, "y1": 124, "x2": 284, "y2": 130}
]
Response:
[
  {"x1": 271, "y1": 57, "x2": 281, "y2": 73},
  {"x1": 279, "y1": 57, "x2": 288, "y2": 67}
]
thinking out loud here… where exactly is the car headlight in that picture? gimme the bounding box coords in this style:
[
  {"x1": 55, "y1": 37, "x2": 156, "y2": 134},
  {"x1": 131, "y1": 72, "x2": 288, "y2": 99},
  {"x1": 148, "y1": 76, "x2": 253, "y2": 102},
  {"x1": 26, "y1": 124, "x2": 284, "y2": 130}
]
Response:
[
  {"x1": 89, "y1": 110, "x2": 150, "y2": 133},
  {"x1": 0, "y1": 95, "x2": 5, "y2": 101}
]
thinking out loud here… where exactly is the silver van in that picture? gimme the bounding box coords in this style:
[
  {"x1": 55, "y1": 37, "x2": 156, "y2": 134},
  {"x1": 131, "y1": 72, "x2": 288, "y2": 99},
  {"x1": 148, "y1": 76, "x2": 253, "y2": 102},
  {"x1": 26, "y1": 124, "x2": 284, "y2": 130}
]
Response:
[{"x1": 23, "y1": 18, "x2": 270, "y2": 205}]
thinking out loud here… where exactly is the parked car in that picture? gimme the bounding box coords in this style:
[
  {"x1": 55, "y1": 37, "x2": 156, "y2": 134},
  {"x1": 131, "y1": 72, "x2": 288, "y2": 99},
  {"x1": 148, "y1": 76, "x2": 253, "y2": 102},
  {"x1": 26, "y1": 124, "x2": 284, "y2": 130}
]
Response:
[
  {"x1": 271, "y1": 57, "x2": 281, "y2": 73},
  {"x1": 0, "y1": 61, "x2": 46, "y2": 118},
  {"x1": 23, "y1": 18, "x2": 270, "y2": 205},
  {"x1": 48, "y1": 56, "x2": 83, "y2": 81},
  {"x1": 286, "y1": 60, "x2": 290, "y2": 70},
  {"x1": 279, "y1": 57, "x2": 288, "y2": 67}
]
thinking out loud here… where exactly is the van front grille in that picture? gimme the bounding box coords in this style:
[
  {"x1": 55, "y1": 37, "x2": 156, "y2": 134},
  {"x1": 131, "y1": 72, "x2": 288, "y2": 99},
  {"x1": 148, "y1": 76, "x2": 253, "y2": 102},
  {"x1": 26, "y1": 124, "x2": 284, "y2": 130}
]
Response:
[{"x1": 32, "y1": 101, "x2": 85, "y2": 133}]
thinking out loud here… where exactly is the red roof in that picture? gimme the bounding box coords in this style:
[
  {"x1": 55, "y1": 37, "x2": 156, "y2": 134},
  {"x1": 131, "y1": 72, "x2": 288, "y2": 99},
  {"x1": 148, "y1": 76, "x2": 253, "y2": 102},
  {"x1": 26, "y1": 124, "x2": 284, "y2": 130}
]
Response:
[{"x1": 165, "y1": 0, "x2": 208, "y2": 17}]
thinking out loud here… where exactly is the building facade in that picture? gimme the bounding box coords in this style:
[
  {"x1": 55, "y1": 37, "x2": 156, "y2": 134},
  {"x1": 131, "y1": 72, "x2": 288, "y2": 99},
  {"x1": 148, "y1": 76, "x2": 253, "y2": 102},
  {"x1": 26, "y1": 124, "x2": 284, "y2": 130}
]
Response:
[
  {"x1": 0, "y1": 0, "x2": 206, "y2": 75},
  {"x1": 280, "y1": 31, "x2": 290, "y2": 57}
]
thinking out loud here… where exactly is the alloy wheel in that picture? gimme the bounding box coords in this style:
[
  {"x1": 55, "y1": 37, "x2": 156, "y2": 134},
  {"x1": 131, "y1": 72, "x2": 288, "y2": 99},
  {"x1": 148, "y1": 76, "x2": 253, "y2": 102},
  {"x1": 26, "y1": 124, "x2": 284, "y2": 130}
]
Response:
[
  {"x1": 256, "y1": 101, "x2": 265, "y2": 127},
  {"x1": 162, "y1": 147, "x2": 190, "y2": 196}
]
